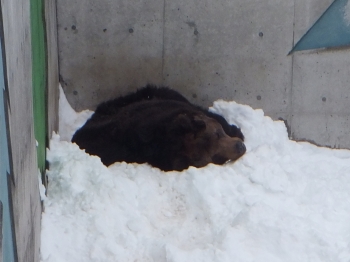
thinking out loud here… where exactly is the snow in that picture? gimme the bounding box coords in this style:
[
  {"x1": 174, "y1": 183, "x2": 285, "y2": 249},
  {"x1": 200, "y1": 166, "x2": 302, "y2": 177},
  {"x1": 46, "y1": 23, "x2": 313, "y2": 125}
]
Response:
[{"x1": 40, "y1": 86, "x2": 350, "y2": 262}]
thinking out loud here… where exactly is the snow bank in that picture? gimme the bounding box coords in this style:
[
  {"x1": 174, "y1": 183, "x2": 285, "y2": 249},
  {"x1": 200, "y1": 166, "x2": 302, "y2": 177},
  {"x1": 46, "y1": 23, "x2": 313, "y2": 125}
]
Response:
[{"x1": 40, "y1": 88, "x2": 350, "y2": 262}]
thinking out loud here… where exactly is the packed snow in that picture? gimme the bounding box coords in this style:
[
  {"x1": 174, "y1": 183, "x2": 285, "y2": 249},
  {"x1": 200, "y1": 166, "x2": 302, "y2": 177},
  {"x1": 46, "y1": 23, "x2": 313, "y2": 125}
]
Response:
[{"x1": 40, "y1": 87, "x2": 350, "y2": 262}]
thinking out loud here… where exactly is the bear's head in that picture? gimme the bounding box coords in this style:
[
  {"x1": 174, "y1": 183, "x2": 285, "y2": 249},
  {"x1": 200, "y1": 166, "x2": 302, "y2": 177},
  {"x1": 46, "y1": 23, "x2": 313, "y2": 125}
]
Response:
[{"x1": 169, "y1": 113, "x2": 246, "y2": 171}]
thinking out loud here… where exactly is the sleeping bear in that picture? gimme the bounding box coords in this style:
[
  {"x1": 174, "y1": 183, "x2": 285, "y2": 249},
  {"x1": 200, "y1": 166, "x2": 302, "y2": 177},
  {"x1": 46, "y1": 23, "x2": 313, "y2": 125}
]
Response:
[{"x1": 72, "y1": 85, "x2": 246, "y2": 171}]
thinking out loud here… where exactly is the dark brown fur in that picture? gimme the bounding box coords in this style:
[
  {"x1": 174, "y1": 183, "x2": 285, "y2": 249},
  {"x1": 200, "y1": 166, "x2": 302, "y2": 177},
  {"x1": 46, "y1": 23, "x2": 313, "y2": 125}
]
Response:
[{"x1": 72, "y1": 86, "x2": 245, "y2": 171}]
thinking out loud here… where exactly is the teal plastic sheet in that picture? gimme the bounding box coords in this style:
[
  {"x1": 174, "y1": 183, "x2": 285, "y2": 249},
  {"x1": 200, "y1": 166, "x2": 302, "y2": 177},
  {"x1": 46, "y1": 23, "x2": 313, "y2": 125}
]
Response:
[{"x1": 290, "y1": 0, "x2": 350, "y2": 53}]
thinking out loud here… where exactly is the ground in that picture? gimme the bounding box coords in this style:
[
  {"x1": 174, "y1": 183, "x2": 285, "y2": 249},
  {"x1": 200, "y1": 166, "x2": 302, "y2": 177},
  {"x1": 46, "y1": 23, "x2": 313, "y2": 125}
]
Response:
[{"x1": 40, "y1": 89, "x2": 350, "y2": 262}]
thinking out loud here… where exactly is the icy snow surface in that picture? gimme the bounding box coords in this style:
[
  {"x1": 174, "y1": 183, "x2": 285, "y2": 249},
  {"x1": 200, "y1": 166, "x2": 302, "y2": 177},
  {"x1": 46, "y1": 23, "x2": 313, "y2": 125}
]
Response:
[{"x1": 40, "y1": 87, "x2": 350, "y2": 262}]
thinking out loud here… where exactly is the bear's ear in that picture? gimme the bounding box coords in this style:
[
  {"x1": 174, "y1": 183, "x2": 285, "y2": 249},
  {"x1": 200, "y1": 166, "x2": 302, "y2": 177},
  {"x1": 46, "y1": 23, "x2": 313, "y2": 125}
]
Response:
[
  {"x1": 170, "y1": 114, "x2": 193, "y2": 134},
  {"x1": 228, "y1": 125, "x2": 244, "y2": 141},
  {"x1": 192, "y1": 115, "x2": 206, "y2": 130}
]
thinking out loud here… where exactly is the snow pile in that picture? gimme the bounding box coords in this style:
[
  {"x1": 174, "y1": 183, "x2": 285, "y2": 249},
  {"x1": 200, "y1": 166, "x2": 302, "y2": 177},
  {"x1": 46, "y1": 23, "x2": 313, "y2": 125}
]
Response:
[
  {"x1": 40, "y1": 89, "x2": 350, "y2": 262},
  {"x1": 58, "y1": 86, "x2": 93, "y2": 141}
]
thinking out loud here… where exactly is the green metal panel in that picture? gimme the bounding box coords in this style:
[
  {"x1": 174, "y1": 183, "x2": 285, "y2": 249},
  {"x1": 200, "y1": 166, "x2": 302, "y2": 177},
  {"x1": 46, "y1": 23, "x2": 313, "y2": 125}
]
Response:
[{"x1": 30, "y1": 0, "x2": 47, "y2": 172}]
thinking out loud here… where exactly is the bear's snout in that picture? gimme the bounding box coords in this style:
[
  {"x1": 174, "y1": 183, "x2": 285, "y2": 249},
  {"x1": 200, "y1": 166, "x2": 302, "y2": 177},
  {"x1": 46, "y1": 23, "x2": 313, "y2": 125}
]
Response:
[{"x1": 235, "y1": 141, "x2": 246, "y2": 155}]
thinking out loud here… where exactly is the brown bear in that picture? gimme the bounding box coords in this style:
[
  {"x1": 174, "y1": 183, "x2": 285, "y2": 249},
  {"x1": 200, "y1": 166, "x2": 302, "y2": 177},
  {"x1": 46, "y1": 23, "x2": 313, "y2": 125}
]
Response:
[{"x1": 72, "y1": 85, "x2": 245, "y2": 171}]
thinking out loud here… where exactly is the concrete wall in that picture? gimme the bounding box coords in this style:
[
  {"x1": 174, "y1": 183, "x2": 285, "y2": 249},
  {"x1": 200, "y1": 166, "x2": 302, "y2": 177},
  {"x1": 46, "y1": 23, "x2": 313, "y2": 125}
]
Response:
[
  {"x1": 1, "y1": 0, "x2": 41, "y2": 260},
  {"x1": 57, "y1": 0, "x2": 350, "y2": 149},
  {"x1": 1, "y1": 0, "x2": 59, "y2": 260},
  {"x1": 46, "y1": 0, "x2": 60, "y2": 138},
  {"x1": 0, "y1": 23, "x2": 16, "y2": 261}
]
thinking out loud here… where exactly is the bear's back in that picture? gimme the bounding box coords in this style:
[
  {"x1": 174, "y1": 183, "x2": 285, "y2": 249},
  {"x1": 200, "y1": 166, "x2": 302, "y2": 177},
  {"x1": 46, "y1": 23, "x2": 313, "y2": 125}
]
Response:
[{"x1": 95, "y1": 85, "x2": 189, "y2": 116}]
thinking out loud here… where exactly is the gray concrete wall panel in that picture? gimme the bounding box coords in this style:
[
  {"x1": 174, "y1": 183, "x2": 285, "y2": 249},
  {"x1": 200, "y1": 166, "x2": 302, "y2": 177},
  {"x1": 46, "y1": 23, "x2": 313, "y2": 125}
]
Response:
[
  {"x1": 46, "y1": 0, "x2": 59, "y2": 137},
  {"x1": 58, "y1": 0, "x2": 294, "y2": 118},
  {"x1": 57, "y1": 0, "x2": 350, "y2": 149},
  {"x1": 1, "y1": 0, "x2": 41, "y2": 261},
  {"x1": 57, "y1": 0, "x2": 164, "y2": 111},
  {"x1": 291, "y1": 49, "x2": 350, "y2": 148},
  {"x1": 162, "y1": 0, "x2": 294, "y2": 119}
]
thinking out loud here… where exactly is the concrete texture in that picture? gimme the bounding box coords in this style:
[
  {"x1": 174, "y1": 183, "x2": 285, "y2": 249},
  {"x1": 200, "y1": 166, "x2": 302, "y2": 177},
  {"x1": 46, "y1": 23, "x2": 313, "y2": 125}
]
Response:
[
  {"x1": 57, "y1": 0, "x2": 164, "y2": 110},
  {"x1": 292, "y1": 49, "x2": 350, "y2": 148},
  {"x1": 1, "y1": 0, "x2": 41, "y2": 261},
  {"x1": 46, "y1": 0, "x2": 59, "y2": 148},
  {"x1": 57, "y1": 0, "x2": 350, "y2": 149},
  {"x1": 57, "y1": 0, "x2": 294, "y2": 116},
  {"x1": 289, "y1": 0, "x2": 350, "y2": 148},
  {"x1": 1, "y1": 0, "x2": 58, "y2": 260},
  {"x1": 162, "y1": 0, "x2": 293, "y2": 117}
]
